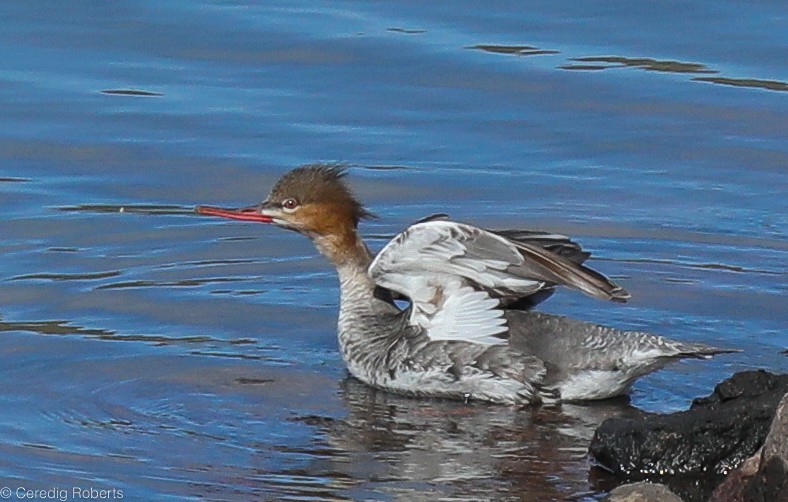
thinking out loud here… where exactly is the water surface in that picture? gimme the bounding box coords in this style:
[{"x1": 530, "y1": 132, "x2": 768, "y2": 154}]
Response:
[{"x1": 1, "y1": 1, "x2": 786, "y2": 500}]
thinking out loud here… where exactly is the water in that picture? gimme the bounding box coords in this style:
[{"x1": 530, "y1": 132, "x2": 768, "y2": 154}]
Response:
[{"x1": 1, "y1": 1, "x2": 786, "y2": 500}]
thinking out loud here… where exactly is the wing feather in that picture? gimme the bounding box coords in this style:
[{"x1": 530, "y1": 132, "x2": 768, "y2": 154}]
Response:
[
  {"x1": 493, "y1": 229, "x2": 590, "y2": 264},
  {"x1": 506, "y1": 240, "x2": 630, "y2": 302},
  {"x1": 371, "y1": 220, "x2": 628, "y2": 303},
  {"x1": 369, "y1": 220, "x2": 629, "y2": 345}
]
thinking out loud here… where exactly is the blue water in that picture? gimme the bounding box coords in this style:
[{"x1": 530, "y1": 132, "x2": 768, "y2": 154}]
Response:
[{"x1": 1, "y1": 1, "x2": 786, "y2": 500}]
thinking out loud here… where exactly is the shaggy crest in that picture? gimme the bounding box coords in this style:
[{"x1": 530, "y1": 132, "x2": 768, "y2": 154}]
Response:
[{"x1": 267, "y1": 164, "x2": 375, "y2": 226}]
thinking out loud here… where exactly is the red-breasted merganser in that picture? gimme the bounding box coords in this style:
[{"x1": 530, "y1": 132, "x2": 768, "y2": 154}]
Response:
[{"x1": 196, "y1": 164, "x2": 736, "y2": 405}]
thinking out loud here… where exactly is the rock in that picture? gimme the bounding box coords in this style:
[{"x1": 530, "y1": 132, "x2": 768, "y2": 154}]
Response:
[
  {"x1": 603, "y1": 481, "x2": 682, "y2": 502},
  {"x1": 761, "y1": 391, "x2": 788, "y2": 475},
  {"x1": 708, "y1": 449, "x2": 762, "y2": 502},
  {"x1": 589, "y1": 370, "x2": 788, "y2": 500},
  {"x1": 709, "y1": 392, "x2": 788, "y2": 502}
]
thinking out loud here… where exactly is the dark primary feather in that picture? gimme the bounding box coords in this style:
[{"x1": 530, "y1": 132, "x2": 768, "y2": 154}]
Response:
[
  {"x1": 494, "y1": 229, "x2": 591, "y2": 265},
  {"x1": 472, "y1": 224, "x2": 627, "y2": 302},
  {"x1": 504, "y1": 238, "x2": 630, "y2": 303},
  {"x1": 441, "y1": 223, "x2": 630, "y2": 303}
]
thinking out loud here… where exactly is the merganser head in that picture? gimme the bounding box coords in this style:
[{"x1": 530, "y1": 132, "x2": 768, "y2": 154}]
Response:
[{"x1": 197, "y1": 164, "x2": 374, "y2": 262}]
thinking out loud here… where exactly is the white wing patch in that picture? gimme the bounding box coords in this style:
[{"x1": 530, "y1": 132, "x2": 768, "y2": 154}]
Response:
[
  {"x1": 374, "y1": 272, "x2": 507, "y2": 346},
  {"x1": 427, "y1": 281, "x2": 507, "y2": 344}
]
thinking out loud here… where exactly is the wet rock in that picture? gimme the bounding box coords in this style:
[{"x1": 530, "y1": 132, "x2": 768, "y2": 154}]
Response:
[
  {"x1": 589, "y1": 370, "x2": 788, "y2": 499},
  {"x1": 603, "y1": 481, "x2": 682, "y2": 502},
  {"x1": 709, "y1": 391, "x2": 788, "y2": 502}
]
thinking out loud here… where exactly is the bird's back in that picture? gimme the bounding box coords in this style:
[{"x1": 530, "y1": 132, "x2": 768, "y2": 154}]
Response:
[{"x1": 506, "y1": 310, "x2": 736, "y2": 400}]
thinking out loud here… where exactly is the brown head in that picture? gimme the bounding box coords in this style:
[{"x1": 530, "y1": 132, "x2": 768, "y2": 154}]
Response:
[{"x1": 196, "y1": 164, "x2": 375, "y2": 265}]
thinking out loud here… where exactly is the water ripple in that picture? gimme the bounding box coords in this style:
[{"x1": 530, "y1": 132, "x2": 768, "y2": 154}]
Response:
[
  {"x1": 95, "y1": 276, "x2": 252, "y2": 290},
  {"x1": 468, "y1": 44, "x2": 560, "y2": 56},
  {"x1": 559, "y1": 54, "x2": 787, "y2": 93},
  {"x1": 693, "y1": 76, "x2": 788, "y2": 92},
  {"x1": 0, "y1": 315, "x2": 258, "y2": 347},
  {"x1": 10, "y1": 271, "x2": 121, "y2": 282},
  {"x1": 56, "y1": 204, "x2": 195, "y2": 215},
  {"x1": 601, "y1": 257, "x2": 784, "y2": 276},
  {"x1": 387, "y1": 27, "x2": 426, "y2": 35},
  {"x1": 562, "y1": 56, "x2": 715, "y2": 74},
  {"x1": 100, "y1": 89, "x2": 164, "y2": 97}
]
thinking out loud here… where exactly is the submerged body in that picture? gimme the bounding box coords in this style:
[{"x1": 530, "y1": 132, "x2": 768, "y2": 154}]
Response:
[{"x1": 198, "y1": 164, "x2": 735, "y2": 405}]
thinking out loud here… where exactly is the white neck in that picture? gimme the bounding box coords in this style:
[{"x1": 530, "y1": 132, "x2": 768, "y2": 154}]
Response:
[{"x1": 320, "y1": 238, "x2": 400, "y2": 382}]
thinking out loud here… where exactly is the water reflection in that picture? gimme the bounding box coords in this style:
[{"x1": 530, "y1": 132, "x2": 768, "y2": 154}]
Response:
[{"x1": 280, "y1": 379, "x2": 644, "y2": 500}]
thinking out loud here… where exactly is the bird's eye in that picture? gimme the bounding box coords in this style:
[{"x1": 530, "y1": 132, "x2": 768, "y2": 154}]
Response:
[{"x1": 281, "y1": 198, "x2": 299, "y2": 212}]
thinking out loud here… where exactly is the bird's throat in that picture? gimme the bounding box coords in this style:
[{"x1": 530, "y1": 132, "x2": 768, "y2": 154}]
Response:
[{"x1": 312, "y1": 228, "x2": 372, "y2": 269}]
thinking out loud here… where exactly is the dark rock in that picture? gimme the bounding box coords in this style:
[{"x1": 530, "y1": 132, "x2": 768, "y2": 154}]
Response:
[
  {"x1": 708, "y1": 450, "x2": 761, "y2": 502},
  {"x1": 710, "y1": 392, "x2": 788, "y2": 502},
  {"x1": 603, "y1": 481, "x2": 682, "y2": 502},
  {"x1": 589, "y1": 370, "x2": 788, "y2": 500},
  {"x1": 761, "y1": 392, "x2": 788, "y2": 472}
]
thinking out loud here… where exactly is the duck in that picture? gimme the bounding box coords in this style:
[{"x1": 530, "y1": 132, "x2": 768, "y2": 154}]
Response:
[{"x1": 196, "y1": 164, "x2": 736, "y2": 405}]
